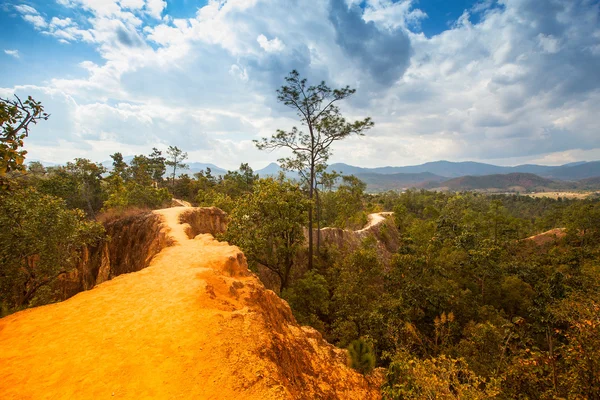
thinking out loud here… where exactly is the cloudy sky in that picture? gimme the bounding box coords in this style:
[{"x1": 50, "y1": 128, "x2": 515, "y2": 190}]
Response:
[{"x1": 1, "y1": 0, "x2": 599, "y2": 170}]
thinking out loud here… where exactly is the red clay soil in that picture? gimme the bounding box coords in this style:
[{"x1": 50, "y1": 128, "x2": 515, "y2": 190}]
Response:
[{"x1": 0, "y1": 207, "x2": 380, "y2": 400}]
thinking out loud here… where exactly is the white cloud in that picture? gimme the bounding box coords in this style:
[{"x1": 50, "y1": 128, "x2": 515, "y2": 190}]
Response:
[
  {"x1": 4, "y1": 0, "x2": 600, "y2": 168},
  {"x1": 4, "y1": 49, "x2": 20, "y2": 59},
  {"x1": 50, "y1": 17, "x2": 75, "y2": 28},
  {"x1": 145, "y1": 0, "x2": 166, "y2": 19},
  {"x1": 14, "y1": 4, "x2": 38, "y2": 15},
  {"x1": 256, "y1": 34, "x2": 285, "y2": 52},
  {"x1": 363, "y1": 0, "x2": 427, "y2": 30},
  {"x1": 23, "y1": 14, "x2": 47, "y2": 29}
]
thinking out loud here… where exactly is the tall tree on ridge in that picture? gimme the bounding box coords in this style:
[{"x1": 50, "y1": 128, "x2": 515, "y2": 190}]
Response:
[
  {"x1": 254, "y1": 70, "x2": 373, "y2": 269},
  {"x1": 166, "y1": 146, "x2": 188, "y2": 187}
]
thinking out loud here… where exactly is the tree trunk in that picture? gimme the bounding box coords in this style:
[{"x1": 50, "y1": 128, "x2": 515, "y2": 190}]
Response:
[
  {"x1": 172, "y1": 156, "x2": 177, "y2": 187},
  {"x1": 316, "y1": 187, "x2": 321, "y2": 255},
  {"x1": 307, "y1": 153, "x2": 315, "y2": 270},
  {"x1": 307, "y1": 200, "x2": 313, "y2": 270}
]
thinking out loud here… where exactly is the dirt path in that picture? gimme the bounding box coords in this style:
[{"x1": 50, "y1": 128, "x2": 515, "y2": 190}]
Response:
[
  {"x1": 0, "y1": 208, "x2": 379, "y2": 400},
  {"x1": 358, "y1": 212, "x2": 394, "y2": 233}
]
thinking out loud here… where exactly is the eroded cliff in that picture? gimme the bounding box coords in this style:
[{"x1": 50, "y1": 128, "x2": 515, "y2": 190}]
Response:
[
  {"x1": 317, "y1": 212, "x2": 399, "y2": 260},
  {"x1": 59, "y1": 207, "x2": 228, "y2": 299},
  {"x1": 0, "y1": 206, "x2": 381, "y2": 399}
]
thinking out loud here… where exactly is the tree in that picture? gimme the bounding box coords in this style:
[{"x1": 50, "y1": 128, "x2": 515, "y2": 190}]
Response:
[
  {"x1": 254, "y1": 70, "x2": 373, "y2": 269},
  {"x1": 0, "y1": 95, "x2": 49, "y2": 189},
  {"x1": 148, "y1": 147, "x2": 166, "y2": 183},
  {"x1": 165, "y1": 145, "x2": 188, "y2": 186},
  {"x1": 27, "y1": 161, "x2": 46, "y2": 176},
  {"x1": 129, "y1": 155, "x2": 154, "y2": 186},
  {"x1": 36, "y1": 159, "x2": 106, "y2": 217},
  {"x1": 0, "y1": 187, "x2": 103, "y2": 312},
  {"x1": 110, "y1": 152, "x2": 129, "y2": 181},
  {"x1": 223, "y1": 178, "x2": 309, "y2": 292},
  {"x1": 382, "y1": 354, "x2": 500, "y2": 399},
  {"x1": 348, "y1": 338, "x2": 376, "y2": 374},
  {"x1": 220, "y1": 163, "x2": 257, "y2": 197}
]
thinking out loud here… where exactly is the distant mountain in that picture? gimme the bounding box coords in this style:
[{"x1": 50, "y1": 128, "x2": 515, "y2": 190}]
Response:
[
  {"x1": 386, "y1": 161, "x2": 513, "y2": 177},
  {"x1": 256, "y1": 162, "x2": 284, "y2": 176},
  {"x1": 543, "y1": 161, "x2": 600, "y2": 180},
  {"x1": 329, "y1": 161, "x2": 560, "y2": 178},
  {"x1": 327, "y1": 163, "x2": 372, "y2": 175},
  {"x1": 428, "y1": 173, "x2": 575, "y2": 192},
  {"x1": 100, "y1": 156, "x2": 228, "y2": 176},
  {"x1": 30, "y1": 157, "x2": 600, "y2": 191},
  {"x1": 183, "y1": 163, "x2": 228, "y2": 176},
  {"x1": 354, "y1": 172, "x2": 445, "y2": 192}
]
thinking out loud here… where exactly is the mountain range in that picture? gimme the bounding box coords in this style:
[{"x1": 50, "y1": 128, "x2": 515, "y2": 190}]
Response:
[{"x1": 32, "y1": 158, "x2": 600, "y2": 193}]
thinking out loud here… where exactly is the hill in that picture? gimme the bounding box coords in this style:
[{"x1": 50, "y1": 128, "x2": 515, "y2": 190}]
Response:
[
  {"x1": 544, "y1": 161, "x2": 600, "y2": 180},
  {"x1": 429, "y1": 172, "x2": 575, "y2": 192},
  {"x1": 0, "y1": 207, "x2": 381, "y2": 399},
  {"x1": 354, "y1": 172, "x2": 445, "y2": 192}
]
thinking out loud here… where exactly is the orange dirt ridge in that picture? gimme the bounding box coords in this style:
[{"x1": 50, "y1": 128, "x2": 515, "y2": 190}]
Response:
[
  {"x1": 524, "y1": 228, "x2": 567, "y2": 246},
  {"x1": 0, "y1": 207, "x2": 381, "y2": 400}
]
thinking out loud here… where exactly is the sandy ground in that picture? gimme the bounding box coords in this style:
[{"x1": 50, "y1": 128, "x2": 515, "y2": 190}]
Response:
[{"x1": 0, "y1": 208, "x2": 289, "y2": 399}]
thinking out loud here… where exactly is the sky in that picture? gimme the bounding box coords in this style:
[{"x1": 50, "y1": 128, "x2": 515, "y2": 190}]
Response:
[{"x1": 1, "y1": 0, "x2": 599, "y2": 170}]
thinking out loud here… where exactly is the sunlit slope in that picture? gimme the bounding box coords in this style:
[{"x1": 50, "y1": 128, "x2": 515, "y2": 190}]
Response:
[{"x1": 0, "y1": 207, "x2": 380, "y2": 400}]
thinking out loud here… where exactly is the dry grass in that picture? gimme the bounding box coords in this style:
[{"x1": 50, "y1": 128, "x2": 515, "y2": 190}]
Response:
[
  {"x1": 526, "y1": 191, "x2": 595, "y2": 199},
  {"x1": 96, "y1": 206, "x2": 152, "y2": 224}
]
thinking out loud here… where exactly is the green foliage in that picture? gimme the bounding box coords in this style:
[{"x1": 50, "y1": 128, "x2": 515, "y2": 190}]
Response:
[
  {"x1": 35, "y1": 159, "x2": 107, "y2": 217},
  {"x1": 223, "y1": 178, "x2": 309, "y2": 291},
  {"x1": 193, "y1": 164, "x2": 258, "y2": 210},
  {"x1": 330, "y1": 239, "x2": 386, "y2": 348},
  {"x1": 130, "y1": 154, "x2": 155, "y2": 186},
  {"x1": 550, "y1": 295, "x2": 600, "y2": 398},
  {"x1": 254, "y1": 70, "x2": 374, "y2": 269},
  {"x1": 267, "y1": 187, "x2": 600, "y2": 398},
  {"x1": 0, "y1": 188, "x2": 104, "y2": 312},
  {"x1": 347, "y1": 338, "x2": 375, "y2": 374},
  {"x1": 382, "y1": 353, "x2": 500, "y2": 399},
  {"x1": 103, "y1": 179, "x2": 171, "y2": 210},
  {"x1": 0, "y1": 95, "x2": 48, "y2": 189},
  {"x1": 320, "y1": 175, "x2": 368, "y2": 229},
  {"x1": 283, "y1": 270, "x2": 329, "y2": 330},
  {"x1": 165, "y1": 145, "x2": 188, "y2": 185}
]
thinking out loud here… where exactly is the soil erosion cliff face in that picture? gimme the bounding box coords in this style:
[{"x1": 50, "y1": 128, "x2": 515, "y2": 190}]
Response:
[
  {"x1": 0, "y1": 207, "x2": 381, "y2": 400},
  {"x1": 59, "y1": 206, "x2": 228, "y2": 299}
]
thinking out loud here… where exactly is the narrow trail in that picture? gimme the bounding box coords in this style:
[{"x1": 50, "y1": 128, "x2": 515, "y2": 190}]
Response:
[
  {"x1": 0, "y1": 207, "x2": 379, "y2": 400},
  {"x1": 357, "y1": 212, "x2": 394, "y2": 233}
]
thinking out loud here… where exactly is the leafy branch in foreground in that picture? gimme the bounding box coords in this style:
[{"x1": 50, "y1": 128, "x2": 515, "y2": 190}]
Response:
[{"x1": 1, "y1": 95, "x2": 49, "y2": 189}]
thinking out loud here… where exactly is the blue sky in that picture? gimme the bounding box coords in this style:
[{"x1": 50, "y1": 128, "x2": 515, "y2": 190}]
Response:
[{"x1": 1, "y1": 0, "x2": 599, "y2": 169}]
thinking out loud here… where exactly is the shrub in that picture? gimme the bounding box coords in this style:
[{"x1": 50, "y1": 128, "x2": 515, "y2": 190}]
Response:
[{"x1": 348, "y1": 338, "x2": 376, "y2": 374}]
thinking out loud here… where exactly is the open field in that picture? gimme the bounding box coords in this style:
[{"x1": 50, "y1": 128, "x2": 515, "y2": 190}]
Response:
[{"x1": 526, "y1": 191, "x2": 598, "y2": 199}]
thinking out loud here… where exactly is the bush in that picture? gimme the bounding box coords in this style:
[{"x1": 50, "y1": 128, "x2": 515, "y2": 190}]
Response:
[
  {"x1": 0, "y1": 188, "x2": 104, "y2": 313},
  {"x1": 382, "y1": 353, "x2": 500, "y2": 399},
  {"x1": 348, "y1": 338, "x2": 376, "y2": 374},
  {"x1": 103, "y1": 181, "x2": 171, "y2": 211}
]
